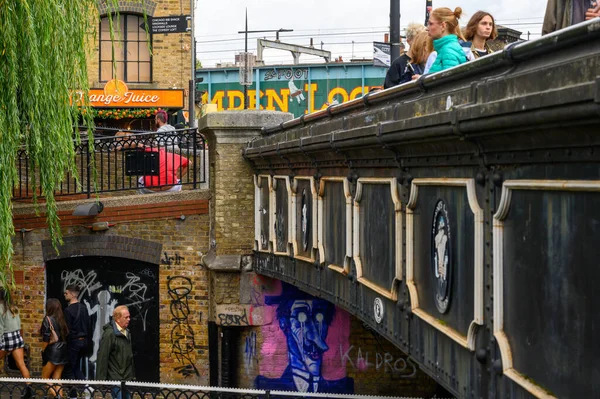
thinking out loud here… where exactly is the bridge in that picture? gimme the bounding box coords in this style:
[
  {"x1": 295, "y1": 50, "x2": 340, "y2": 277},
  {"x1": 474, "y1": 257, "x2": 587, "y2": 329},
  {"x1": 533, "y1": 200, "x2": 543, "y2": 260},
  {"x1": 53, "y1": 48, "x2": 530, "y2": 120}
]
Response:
[
  {"x1": 239, "y1": 19, "x2": 600, "y2": 399},
  {"x1": 6, "y1": 17, "x2": 599, "y2": 399}
]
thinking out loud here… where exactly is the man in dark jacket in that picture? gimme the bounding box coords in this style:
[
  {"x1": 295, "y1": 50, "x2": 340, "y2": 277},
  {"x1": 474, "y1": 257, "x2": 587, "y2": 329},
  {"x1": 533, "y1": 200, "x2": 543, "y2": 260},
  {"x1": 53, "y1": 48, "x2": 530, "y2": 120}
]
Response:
[
  {"x1": 96, "y1": 306, "x2": 135, "y2": 398},
  {"x1": 63, "y1": 284, "x2": 91, "y2": 380}
]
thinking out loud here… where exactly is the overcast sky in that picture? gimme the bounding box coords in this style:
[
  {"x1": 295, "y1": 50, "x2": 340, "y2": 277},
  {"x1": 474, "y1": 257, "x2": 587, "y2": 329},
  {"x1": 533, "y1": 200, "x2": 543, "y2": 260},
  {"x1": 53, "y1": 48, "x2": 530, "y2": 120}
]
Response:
[{"x1": 195, "y1": 0, "x2": 548, "y2": 67}]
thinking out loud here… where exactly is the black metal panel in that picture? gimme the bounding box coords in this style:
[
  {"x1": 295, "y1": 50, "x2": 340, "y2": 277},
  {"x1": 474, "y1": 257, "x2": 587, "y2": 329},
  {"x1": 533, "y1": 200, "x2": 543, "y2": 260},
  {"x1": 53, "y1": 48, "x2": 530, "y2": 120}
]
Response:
[
  {"x1": 412, "y1": 186, "x2": 475, "y2": 336},
  {"x1": 46, "y1": 256, "x2": 159, "y2": 382},
  {"x1": 503, "y1": 190, "x2": 600, "y2": 398},
  {"x1": 295, "y1": 180, "x2": 314, "y2": 259},
  {"x1": 208, "y1": 321, "x2": 219, "y2": 387},
  {"x1": 274, "y1": 178, "x2": 289, "y2": 253},
  {"x1": 359, "y1": 184, "x2": 395, "y2": 290},
  {"x1": 323, "y1": 181, "x2": 346, "y2": 267},
  {"x1": 259, "y1": 177, "x2": 270, "y2": 251}
]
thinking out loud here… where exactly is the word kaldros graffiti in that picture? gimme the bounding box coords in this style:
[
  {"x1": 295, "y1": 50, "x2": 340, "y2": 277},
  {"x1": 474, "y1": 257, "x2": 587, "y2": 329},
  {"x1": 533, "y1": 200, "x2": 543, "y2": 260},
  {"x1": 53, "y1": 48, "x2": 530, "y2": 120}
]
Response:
[
  {"x1": 168, "y1": 276, "x2": 199, "y2": 377},
  {"x1": 340, "y1": 345, "x2": 417, "y2": 377}
]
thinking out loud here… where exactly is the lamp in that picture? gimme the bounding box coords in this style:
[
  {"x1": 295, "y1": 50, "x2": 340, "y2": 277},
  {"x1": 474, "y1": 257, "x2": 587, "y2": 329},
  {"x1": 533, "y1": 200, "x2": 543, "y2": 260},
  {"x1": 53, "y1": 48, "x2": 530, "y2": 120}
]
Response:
[{"x1": 73, "y1": 202, "x2": 104, "y2": 216}]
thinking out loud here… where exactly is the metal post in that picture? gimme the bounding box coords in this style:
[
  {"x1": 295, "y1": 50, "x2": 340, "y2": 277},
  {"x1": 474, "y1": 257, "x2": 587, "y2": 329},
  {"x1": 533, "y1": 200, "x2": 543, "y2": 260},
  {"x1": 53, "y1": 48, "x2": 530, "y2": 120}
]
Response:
[
  {"x1": 192, "y1": 129, "x2": 197, "y2": 189},
  {"x1": 244, "y1": 9, "x2": 248, "y2": 109},
  {"x1": 390, "y1": 0, "x2": 401, "y2": 61},
  {"x1": 189, "y1": 0, "x2": 196, "y2": 126},
  {"x1": 425, "y1": 0, "x2": 433, "y2": 26},
  {"x1": 86, "y1": 147, "x2": 91, "y2": 198}
]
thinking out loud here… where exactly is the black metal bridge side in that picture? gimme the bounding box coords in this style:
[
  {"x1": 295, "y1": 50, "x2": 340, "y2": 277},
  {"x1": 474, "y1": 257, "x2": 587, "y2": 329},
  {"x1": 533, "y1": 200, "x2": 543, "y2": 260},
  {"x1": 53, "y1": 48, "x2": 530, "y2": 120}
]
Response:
[{"x1": 243, "y1": 20, "x2": 600, "y2": 399}]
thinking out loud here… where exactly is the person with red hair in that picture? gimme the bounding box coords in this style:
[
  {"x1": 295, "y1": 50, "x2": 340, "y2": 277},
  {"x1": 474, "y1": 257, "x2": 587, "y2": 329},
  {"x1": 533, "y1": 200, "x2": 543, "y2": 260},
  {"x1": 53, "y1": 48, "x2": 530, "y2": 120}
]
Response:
[{"x1": 426, "y1": 7, "x2": 468, "y2": 73}]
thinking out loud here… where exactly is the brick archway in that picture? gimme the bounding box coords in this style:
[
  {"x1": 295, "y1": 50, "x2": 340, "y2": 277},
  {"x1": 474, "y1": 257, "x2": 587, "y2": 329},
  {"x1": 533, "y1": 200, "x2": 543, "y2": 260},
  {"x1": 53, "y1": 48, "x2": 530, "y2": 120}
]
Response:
[
  {"x1": 97, "y1": 0, "x2": 158, "y2": 17},
  {"x1": 42, "y1": 235, "x2": 162, "y2": 264}
]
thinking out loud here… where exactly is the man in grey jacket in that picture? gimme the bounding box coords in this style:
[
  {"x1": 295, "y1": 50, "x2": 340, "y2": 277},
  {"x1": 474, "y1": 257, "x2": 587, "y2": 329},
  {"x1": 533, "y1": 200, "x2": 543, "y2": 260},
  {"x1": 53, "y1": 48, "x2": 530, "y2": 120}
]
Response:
[{"x1": 543, "y1": 0, "x2": 600, "y2": 35}]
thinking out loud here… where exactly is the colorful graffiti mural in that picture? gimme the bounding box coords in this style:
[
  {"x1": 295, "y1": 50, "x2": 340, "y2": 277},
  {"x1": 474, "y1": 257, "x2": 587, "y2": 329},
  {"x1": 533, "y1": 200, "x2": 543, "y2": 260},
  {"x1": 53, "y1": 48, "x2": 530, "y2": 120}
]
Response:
[
  {"x1": 255, "y1": 282, "x2": 354, "y2": 394},
  {"x1": 196, "y1": 63, "x2": 387, "y2": 118}
]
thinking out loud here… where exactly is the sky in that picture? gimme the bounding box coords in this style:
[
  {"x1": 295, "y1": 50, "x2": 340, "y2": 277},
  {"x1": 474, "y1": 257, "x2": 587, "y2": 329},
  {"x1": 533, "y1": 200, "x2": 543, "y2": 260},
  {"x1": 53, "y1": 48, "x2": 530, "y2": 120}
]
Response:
[{"x1": 195, "y1": 0, "x2": 548, "y2": 67}]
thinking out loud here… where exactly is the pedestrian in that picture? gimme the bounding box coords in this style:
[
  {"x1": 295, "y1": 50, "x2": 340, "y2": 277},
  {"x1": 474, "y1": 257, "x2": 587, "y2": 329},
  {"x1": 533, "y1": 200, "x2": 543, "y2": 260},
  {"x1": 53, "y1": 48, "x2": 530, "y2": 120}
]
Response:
[
  {"x1": 64, "y1": 284, "x2": 91, "y2": 380},
  {"x1": 155, "y1": 110, "x2": 175, "y2": 133},
  {"x1": 96, "y1": 306, "x2": 135, "y2": 399},
  {"x1": 406, "y1": 31, "x2": 432, "y2": 78},
  {"x1": 543, "y1": 0, "x2": 600, "y2": 35},
  {"x1": 425, "y1": 7, "x2": 468, "y2": 73},
  {"x1": 0, "y1": 287, "x2": 30, "y2": 379},
  {"x1": 384, "y1": 22, "x2": 427, "y2": 88},
  {"x1": 463, "y1": 11, "x2": 498, "y2": 58},
  {"x1": 40, "y1": 298, "x2": 69, "y2": 396}
]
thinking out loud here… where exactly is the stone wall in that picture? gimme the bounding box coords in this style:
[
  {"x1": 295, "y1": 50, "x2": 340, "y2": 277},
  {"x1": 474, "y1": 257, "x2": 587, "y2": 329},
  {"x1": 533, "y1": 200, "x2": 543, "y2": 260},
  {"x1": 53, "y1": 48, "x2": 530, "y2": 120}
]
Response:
[{"x1": 5, "y1": 192, "x2": 210, "y2": 385}]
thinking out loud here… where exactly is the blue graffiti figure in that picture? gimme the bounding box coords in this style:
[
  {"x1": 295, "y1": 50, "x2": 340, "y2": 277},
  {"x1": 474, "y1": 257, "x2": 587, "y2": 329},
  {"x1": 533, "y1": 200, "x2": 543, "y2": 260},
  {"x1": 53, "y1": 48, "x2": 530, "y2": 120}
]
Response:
[{"x1": 255, "y1": 284, "x2": 354, "y2": 393}]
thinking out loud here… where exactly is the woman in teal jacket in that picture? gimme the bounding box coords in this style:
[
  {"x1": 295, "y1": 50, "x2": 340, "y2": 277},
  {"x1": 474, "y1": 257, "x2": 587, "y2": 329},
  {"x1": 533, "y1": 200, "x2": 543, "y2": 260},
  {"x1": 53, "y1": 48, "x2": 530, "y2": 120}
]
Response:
[{"x1": 427, "y1": 7, "x2": 468, "y2": 73}]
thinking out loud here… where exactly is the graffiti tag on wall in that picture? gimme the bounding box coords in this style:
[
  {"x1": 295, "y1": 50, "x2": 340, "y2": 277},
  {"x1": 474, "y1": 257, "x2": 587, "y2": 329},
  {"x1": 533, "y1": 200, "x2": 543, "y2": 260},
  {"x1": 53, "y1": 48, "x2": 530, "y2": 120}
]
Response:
[{"x1": 168, "y1": 276, "x2": 200, "y2": 377}]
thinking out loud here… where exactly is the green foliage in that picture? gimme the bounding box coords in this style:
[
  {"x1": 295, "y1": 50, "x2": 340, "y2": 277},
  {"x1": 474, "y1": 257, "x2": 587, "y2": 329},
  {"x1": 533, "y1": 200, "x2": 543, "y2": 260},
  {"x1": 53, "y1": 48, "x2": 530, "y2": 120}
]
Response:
[{"x1": 0, "y1": 0, "x2": 119, "y2": 295}]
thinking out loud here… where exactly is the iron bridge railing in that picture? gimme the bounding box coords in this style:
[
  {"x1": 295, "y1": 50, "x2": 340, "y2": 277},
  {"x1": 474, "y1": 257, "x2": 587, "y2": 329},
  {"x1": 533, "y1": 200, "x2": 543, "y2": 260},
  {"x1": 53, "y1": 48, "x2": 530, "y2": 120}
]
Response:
[
  {"x1": 0, "y1": 378, "x2": 416, "y2": 399},
  {"x1": 12, "y1": 127, "x2": 208, "y2": 200}
]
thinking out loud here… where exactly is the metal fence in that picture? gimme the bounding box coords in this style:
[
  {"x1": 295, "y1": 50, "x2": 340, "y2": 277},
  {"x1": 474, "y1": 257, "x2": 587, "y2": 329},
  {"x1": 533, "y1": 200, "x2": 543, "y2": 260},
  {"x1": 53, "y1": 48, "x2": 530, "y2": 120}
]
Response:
[
  {"x1": 12, "y1": 128, "x2": 208, "y2": 200},
  {"x1": 0, "y1": 379, "x2": 416, "y2": 399}
]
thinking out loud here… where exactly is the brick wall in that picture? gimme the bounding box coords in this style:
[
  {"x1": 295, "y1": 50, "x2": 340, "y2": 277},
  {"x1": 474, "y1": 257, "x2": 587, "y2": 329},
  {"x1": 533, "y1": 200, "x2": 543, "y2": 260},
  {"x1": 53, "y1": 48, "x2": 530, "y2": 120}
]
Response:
[
  {"x1": 6, "y1": 194, "x2": 210, "y2": 385},
  {"x1": 211, "y1": 141, "x2": 256, "y2": 255},
  {"x1": 86, "y1": 0, "x2": 192, "y2": 108}
]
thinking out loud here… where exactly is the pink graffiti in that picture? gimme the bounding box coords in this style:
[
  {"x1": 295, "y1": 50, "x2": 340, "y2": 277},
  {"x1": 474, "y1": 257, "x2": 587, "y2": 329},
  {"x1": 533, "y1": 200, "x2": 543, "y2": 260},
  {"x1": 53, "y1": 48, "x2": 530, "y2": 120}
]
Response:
[{"x1": 258, "y1": 280, "x2": 351, "y2": 380}]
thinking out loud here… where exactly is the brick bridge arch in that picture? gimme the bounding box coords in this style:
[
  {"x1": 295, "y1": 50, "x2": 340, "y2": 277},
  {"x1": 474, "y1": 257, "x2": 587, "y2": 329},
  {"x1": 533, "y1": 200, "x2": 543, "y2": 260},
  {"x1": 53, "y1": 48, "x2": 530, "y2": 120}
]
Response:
[{"x1": 42, "y1": 235, "x2": 162, "y2": 264}]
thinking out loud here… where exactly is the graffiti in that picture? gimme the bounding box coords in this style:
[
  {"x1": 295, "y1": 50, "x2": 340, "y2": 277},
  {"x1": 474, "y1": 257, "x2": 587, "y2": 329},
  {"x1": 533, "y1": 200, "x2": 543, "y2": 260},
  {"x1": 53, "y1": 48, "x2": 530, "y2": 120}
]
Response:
[
  {"x1": 255, "y1": 283, "x2": 354, "y2": 394},
  {"x1": 264, "y1": 68, "x2": 309, "y2": 81},
  {"x1": 85, "y1": 290, "x2": 118, "y2": 362},
  {"x1": 168, "y1": 276, "x2": 199, "y2": 377},
  {"x1": 138, "y1": 268, "x2": 156, "y2": 278},
  {"x1": 340, "y1": 345, "x2": 417, "y2": 377},
  {"x1": 61, "y1": 269, "x2": 102, "y2": 298},
  {"x1": 245, "y1": 332, "x2": 257, "y2": 369},
  {"x1": 109, "y1": 272, "x2": 153, "y2": 331},
  {"x1": 250, "y1": 275, "x2": 276, "y2": 306},
  {"x1": 162, "y1": 252, "x2": 184, "y2": 266},
  {"x1": 218, "y1": 309, "x2": 249, "y2": 326}
]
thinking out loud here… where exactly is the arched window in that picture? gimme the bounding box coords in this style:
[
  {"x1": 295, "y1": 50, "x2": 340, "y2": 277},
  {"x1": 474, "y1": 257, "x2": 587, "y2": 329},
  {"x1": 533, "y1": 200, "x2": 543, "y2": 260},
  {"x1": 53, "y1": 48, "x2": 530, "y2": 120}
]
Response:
[{"x1": 100, "y1": 14, "x2": 152, "y2": 83}]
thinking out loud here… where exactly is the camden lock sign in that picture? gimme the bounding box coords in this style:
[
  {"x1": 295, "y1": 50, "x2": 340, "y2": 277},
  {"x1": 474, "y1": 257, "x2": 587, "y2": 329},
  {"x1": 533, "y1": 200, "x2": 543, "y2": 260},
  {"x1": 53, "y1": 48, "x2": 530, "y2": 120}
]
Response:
[{"x1": 74, "y1": 80, "x2": 185, "y2": 109}]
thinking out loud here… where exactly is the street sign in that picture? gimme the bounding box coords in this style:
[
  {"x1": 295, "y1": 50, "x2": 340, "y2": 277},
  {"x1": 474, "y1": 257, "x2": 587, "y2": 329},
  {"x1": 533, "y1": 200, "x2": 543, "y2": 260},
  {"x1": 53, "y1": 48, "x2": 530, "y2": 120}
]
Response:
[
  {"x1": 238, "y1": 52, "x2": 255, "y2": 86},
  {"x1": 148, "y1": 16, "x2": 190, "y2": 34}
]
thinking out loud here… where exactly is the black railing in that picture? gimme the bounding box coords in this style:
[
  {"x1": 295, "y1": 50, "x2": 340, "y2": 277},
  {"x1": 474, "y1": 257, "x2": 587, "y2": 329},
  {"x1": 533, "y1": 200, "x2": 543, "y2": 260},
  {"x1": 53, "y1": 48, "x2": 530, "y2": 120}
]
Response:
[
  {"x1": 0, "y1": 379, "x2": 410, "y2": 399},
  {"x1": 12, "y1": 128, "x2": 207, "y2": 200}
]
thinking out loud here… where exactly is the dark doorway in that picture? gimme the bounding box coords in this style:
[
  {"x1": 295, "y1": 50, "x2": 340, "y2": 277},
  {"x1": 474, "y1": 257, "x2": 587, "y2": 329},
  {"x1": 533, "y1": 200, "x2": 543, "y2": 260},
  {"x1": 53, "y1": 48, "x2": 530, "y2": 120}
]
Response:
[{"x1": 46, "y1": 256, "x2": 159, "y2": 382}]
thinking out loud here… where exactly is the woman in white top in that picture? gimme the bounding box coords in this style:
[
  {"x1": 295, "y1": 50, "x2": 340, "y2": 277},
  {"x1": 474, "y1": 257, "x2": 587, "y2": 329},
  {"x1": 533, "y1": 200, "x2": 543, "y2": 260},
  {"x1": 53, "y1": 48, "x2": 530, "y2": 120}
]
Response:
[
  {"x1": 0, "y1": 287, "x2": 30, "y2": 379},
  {"x1": 463, "y1": 11, "x2": 498, "y2": 59}
]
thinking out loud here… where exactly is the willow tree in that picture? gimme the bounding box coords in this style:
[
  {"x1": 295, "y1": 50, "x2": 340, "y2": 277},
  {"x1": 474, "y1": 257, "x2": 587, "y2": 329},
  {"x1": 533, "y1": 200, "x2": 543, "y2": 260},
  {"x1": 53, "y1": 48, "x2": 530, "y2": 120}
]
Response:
[{"x1": 0, "y1": 0, "x2": 120, "y2": 289}]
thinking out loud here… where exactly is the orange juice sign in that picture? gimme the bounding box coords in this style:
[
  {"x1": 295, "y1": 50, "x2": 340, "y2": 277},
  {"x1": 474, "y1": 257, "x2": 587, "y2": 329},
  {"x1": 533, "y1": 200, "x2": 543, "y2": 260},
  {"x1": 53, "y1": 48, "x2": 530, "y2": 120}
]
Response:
[{"x1": 79, "y1": 80, "x2": 184, "y2": 108}]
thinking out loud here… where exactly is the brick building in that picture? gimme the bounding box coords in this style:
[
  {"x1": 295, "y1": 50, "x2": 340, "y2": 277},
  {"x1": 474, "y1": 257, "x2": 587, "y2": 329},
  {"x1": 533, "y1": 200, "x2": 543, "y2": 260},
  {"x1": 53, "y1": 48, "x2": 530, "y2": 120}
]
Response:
[{"x1": 86, "y1": 0, "x2": 193, "y2": 130}]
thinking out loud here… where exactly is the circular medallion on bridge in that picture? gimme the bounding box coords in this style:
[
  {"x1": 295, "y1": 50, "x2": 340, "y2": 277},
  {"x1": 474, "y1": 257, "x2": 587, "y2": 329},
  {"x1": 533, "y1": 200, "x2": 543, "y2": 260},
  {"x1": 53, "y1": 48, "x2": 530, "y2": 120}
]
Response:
[
  {"x1": 301, "y1": 188, "x2": 310, "y2": 251},
  {"x1": 431, "y1": 199, "x2": 452, "y2": 314},
  {"x1": 374, "y1": 297, "x2": 384, "y2": 324}
]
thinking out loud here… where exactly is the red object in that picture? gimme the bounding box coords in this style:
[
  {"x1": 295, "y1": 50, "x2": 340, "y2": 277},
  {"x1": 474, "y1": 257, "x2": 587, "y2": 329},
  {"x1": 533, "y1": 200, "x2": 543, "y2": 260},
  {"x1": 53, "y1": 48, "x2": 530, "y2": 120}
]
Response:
[{"x1": 143, "y1": 148, "x2": 189, "y2": 187}]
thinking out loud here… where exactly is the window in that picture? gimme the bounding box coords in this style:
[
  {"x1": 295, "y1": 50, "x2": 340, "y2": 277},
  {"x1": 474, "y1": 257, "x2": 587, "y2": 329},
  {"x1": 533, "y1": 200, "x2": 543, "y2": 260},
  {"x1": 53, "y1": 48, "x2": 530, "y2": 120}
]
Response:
[{"x1": 100, "y1": 14, "x2": 152, "y2": 83}]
